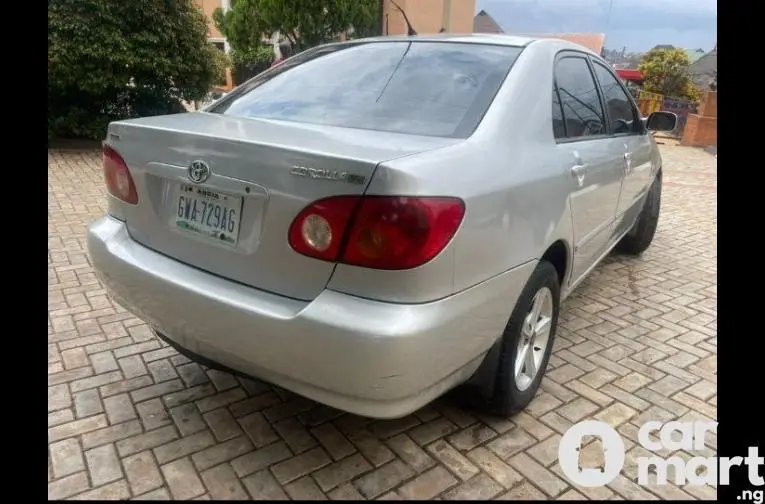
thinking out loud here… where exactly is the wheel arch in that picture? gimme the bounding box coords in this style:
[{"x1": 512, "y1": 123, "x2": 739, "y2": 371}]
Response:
[
  {"x1": 541, "y1": 239, "x2": 570, "y2": 289},
  {"x1": 463, "y1": 239, "x2": 571, "y2": 402}
]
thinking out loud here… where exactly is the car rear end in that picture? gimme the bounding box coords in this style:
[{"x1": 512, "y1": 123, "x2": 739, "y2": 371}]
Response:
[{"x1": 88, "y1": 38, "x2": 529, "y2": 418}]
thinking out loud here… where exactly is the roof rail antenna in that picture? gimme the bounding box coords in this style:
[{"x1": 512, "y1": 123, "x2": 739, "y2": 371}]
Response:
[{"x1": 390, "y1": 0, "x2": 418, "y2": 36}]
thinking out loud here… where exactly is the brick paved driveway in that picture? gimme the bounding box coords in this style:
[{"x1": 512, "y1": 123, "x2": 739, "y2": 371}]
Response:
[{"x1": 48, "y1": 145, "x2": 717, "y2": 500}]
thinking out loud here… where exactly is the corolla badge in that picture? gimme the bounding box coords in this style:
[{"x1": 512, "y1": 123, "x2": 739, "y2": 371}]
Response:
[
  {"x1": 188, "y1": 160, "x2": 211, "y2": 184},
  {"x1": 290, "y1": 165, "x2": 366, "y2": 185}
]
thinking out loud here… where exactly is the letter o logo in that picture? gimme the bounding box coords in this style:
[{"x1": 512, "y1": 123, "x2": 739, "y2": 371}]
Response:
[{"x1": 558, "y1": 420, "x2": 625, "y2": 487}]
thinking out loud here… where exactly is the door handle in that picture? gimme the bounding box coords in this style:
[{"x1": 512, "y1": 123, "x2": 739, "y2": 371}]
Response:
[
  {"x1": 624, "y1": 152, "x2": 633, "y2": 173},
  {"x1": 571, "y1": 163, "x2": 587, "y2": 186}
]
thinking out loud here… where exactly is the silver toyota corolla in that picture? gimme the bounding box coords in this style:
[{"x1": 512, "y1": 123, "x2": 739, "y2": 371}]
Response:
[{"x1": 87, "y1": 34, "x2": 677, "y2": 419}]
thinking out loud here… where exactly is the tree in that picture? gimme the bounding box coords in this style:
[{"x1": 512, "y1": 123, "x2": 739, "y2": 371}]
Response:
[
  {"x1": 342, "y1": 0, "x2": 382, "y2": 39},
  {"x1": 216, "y1": 0, "x2": 379, "y2": 55},
  {"x1": 258, "y1": 0, "x2": 379, "y2": 49},
  {"x1": 212, "y1": 0, "x2": 265, "y2": 55},
  {"x1": 638, "y1": 47, "x2": 700, "y2": 102},
  {"x1": 214, "y1": 0, "x2": 379, "y2": 84},
  {"x1": 48, "y1": 0, "x2": 223, "y2": 141},
  {"x1": 213, "y1": 0, "x2": 274, "y2": 85}
]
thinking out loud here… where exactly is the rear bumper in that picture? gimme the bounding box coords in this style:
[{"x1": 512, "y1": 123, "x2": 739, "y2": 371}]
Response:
[{"x1": 87, "y1": 216, "x2": 535, "y2": 418}]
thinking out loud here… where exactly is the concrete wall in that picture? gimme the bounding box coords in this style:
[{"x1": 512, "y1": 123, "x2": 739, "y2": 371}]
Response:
[
  {"x1": 449, "y1": 0, "x2": 475, "y2": 33},
  {"x1": 681, "y1": 92, "x2": 717, "y2": 147},
  {"x1": 383, "y1": 0, "x2": 475, "y2": 35},
  {"x1": 194, "y1": 0, "x2": 223, "y2": 38}
]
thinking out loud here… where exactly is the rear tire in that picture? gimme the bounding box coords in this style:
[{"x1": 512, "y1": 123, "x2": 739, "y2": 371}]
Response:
[
  {"x1": 488, "y1": 260, "x2": 560, "y2": 417},
  {"x1": 615, "y1": 173, "x2": 661, "y2": 255}
]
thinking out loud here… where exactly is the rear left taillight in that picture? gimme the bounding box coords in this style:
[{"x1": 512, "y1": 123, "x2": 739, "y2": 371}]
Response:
[
  {"x1": 102, "y1": 145, "x2": 138, "y2": 204},
  {"x1": 288, "y1": 195, "x2": 465, "y2": 270},
  {"x1": 288, "y1": 196, "x2": 360, "y2": 262}
]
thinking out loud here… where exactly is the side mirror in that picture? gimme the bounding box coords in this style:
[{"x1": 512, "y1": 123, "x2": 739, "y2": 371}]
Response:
[{"x1": 645, "y1": 111, "x2": 678, "y2": 132}]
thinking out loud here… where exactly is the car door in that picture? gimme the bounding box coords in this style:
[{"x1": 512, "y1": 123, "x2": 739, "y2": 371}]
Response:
[
  {"x1": 589, "y1": 59, "x2": 654, "y2": 237},
  {"x1": 551, "y1": 53, "x2": 625, "y2": 285}
]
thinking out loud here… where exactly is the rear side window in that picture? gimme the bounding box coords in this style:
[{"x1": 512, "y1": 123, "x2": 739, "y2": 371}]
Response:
[
  {"x1": 553, "y1": 56, "x2": 606, "y2": 139},
  {"x1": 212, "y1": 42, "x2": 523, "y2": 138},
  {"x1": 591, "y1": 61, "x2": 641, "y2": 135}
]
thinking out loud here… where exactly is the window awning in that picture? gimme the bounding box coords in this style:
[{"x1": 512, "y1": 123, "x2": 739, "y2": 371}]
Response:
[{"x1": 616, "y1": 69, "x2": 643, "y2": 81}]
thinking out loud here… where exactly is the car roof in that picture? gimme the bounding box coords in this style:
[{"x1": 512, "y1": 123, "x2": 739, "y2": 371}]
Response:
[
  {"x1": 358, "y1": 33, "x2": 536, "y2": 47},
  {"x1": 344, "y1": 33, "x2": 600, "y2": 56}
]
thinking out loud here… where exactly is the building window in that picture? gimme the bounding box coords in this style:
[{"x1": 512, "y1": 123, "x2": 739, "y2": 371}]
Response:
[{"x1": 213, "y1": 42, "x2": 225, "y2": 53}]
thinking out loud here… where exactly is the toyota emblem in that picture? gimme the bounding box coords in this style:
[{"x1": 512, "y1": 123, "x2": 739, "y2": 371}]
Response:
[{"x1": 188, "y1": 160, "x2": 211, "y2": 184}]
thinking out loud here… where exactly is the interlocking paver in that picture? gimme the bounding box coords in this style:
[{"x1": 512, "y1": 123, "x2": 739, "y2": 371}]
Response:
[
  {"x1": 81, "y1": 419, "x2": 143, "y2": 449},
  {"x1": 49, "y1": 409, "x2": 75, "y2": 428},
  {"x1": 397, "y1": 465, "x2": 457, "y2": 499},
  {"x1": 442, "y1": 472, "x2": 504, "y2": 500},
  {"x1": 48, "y1": 414, "x2": 108, "y2": 443},
  {"x1": 70, "y1": 479, "x2": 131, "y2": 500},
  {"x1": 50, "y1": 438, "x2": 85, "y2": 478},
  {"x1": 115, "y1": 424, "x2": 179, "y2": 457},
  {"x1": 313, "y1": 453, "x2": 373, "y2": 491},
  {"x1": 191, "y1": 435, "x2": 255, "y2": 471},
  {"x1": 154, "y1": 430, "x2": 216, "y2": 464},
  {"x1": 136, "y1": 397, "x2": 171, "y2": 430},
  {"x1": 200, "y1": 463, "x2": 250, "y2": 500},
  {"x1": 386, "y1": 433, "x2": 436, "y2": 472},
  {"x1": 242, "y1": 469, "x2": 289, "y2": 500},
  {"x1": 48, "y1": 146, "x2": 716, "y2": 499},
  {"x1": 85, "y1": 443, "x2": 123, "y2": 486},
  {"x1": 103, "y1": 393, "x2": 137, "y2": 424},
  {"x1": 354, "y1": 459, "x2": 415, "y2": 498},
  {"x1": 162, "y1": 457, "x2": 207, "y2": 500},
  {"x1": 426, "y1": 439, "x2": 480, "y2": 480},
  {"x1": 311, "y1": 422, "x2": 357, "y2": 460},
  {"x1": 123, "y1": 450, "x2": 163, "y2": 496}
]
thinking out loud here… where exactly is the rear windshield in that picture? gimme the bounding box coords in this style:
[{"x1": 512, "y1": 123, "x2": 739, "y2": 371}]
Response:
[{"x1": 210, "y1": 41, "x2": 523, "y2": 138}]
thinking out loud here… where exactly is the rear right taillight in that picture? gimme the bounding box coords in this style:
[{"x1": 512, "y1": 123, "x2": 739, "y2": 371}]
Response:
[
  {"x1": 102, "y1": 145, "x2": 138, "y2": 204},
  {"x1": 288, "y1": 195, "x2": 465, "y2": 270}
]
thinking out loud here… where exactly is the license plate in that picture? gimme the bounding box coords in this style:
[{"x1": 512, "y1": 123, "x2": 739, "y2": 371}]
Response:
[{"x1": 172, "y1": 184, "x2": 243, "y2": 246}]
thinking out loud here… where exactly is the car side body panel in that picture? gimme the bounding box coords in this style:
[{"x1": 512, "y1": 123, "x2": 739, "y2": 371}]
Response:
[{"x1": 328, "y1": 40, "x2": 576, "y2": 303}]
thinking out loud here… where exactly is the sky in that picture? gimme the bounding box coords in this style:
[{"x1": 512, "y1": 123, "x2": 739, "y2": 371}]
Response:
[{"x1": 475, "y1": 0, "x2": 717, "y2": 53}]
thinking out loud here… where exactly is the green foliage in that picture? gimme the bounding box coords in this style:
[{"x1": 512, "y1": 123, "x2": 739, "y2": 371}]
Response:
[
  {"x1": 230, "y1": 46, "x2": 275, "y2": 85},
  {"x1": 212, "y1": 0, "x2": 265, "y2": 54},
  {"x1": 209, "y1": 47, "x2": 232, "y2": 86},
  {"x1": 258, "y1": 0, "x2": 379, "y2": 49},
  {"x1": 215, "y1": 0, "x2": 380, "y2": 56},
  {"x1": 638, "y1": 48, "x2": 701, "y2": 102},
  {"x1": 213, "y1": 0, "x2": 273, "y2": 85},
  {"x1": 48, "y1": 0, "x2": 221, "y2": 141},
  {"x1": 341, "y1": 0, "x2": 381, "y2": 39},
  {"x1": 230, "y1": 46, "x2": 274, "y2": 71}
]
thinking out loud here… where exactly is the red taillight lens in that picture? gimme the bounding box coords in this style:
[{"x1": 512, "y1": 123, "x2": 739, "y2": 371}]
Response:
[
  {"x1": 288, "y1": 196, "x2": 360, "y2": 261},
  {"x1": 288, "y1": 195, "x2": 465, "y2": 270},
  {"x1": 102, "y1": 145, "x2": 138, "y2": 204},
  {"x1": 343, "y1": 197, "x2": 465, "y2": 269}
]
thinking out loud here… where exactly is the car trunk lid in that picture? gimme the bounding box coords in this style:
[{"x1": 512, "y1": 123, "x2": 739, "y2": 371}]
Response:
[{"x1": 106, "y1": 112, "x2": 458, "y2": 300}]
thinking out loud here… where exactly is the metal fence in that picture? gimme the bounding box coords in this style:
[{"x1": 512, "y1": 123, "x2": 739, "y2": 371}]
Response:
[
  {"x1": 630, "y1": 89, "x2": 664, "y2": 116},
  {"x1": 628, "y1": 88, "x2": 698, "y2": 137},
  {"x1": 661, "y1": 96, "x2": 698, "y2": 137}
]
